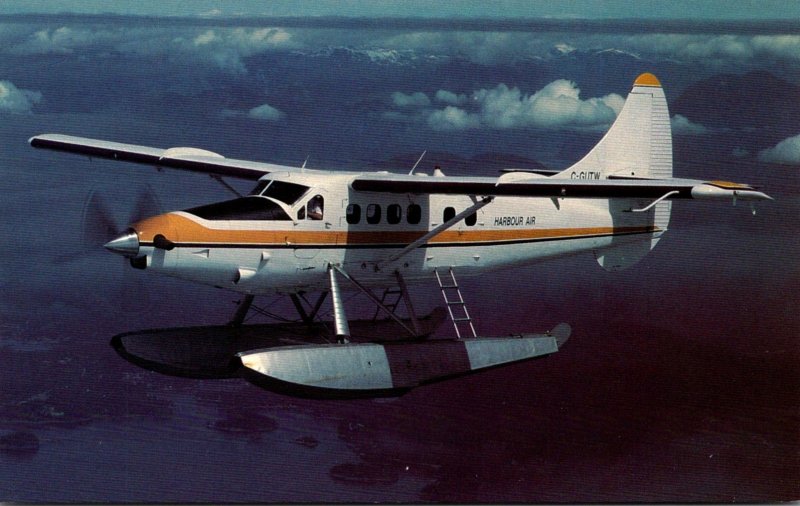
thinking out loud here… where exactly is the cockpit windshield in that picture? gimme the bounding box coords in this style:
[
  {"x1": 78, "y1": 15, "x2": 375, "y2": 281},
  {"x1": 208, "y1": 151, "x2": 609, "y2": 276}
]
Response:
[
  {"x1": 185, "y1": 197, "x2": 291, "y2": 221},
  {"x1": 248, "y1": 180, "x2": 309, "y2": 205}
]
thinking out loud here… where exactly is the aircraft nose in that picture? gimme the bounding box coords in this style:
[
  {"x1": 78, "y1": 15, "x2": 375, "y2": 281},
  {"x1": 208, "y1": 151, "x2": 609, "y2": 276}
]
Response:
[{"x1": 104, "y1": 229, "x2": 140, "y2": 257}]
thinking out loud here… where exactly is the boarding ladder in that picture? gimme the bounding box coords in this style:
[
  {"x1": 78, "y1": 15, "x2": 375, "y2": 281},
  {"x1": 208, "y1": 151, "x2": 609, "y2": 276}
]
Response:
[{"x1": 435, "y1": 267, "x2": 477, "y2": 338}]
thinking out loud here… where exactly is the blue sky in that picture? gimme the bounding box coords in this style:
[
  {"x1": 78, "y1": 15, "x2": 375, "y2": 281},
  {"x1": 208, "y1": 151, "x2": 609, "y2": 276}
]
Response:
[{"x1": 0, "y1": 0, "x2": 798, "y2": 19}]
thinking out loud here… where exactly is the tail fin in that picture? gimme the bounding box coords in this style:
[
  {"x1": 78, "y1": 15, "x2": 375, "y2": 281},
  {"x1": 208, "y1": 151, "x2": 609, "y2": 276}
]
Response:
[
  {"x1": 558, "y1": 72, "x2": 672, "y2": 182},
  {"x1": 558, "y1": 73, "x2": 673, "y2": 271}
]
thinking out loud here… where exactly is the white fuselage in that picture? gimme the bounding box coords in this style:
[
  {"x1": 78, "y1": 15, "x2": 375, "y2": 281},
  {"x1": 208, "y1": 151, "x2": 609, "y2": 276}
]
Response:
[{"x1": 129, "y1": 171, "x2": 659, "y2": 294}]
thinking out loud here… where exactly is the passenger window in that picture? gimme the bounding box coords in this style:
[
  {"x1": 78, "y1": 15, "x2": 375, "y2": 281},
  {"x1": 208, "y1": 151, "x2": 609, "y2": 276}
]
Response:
[
  {"x1": 367, "y1": 204, "x2": 381, "y2": 224},
  {"x1": 387, "y1": 204, "x2": 402, "y2": 224},
  {"x1": 465, "y1": 212, "x2": 477, "y2": 226},
  {"x1": 346, "y1": 204, "x2": 361, "y2": 224},
  {"x1": 306, "y1": 195, "x2": 324, "y2": 220},
  {"x1": 443, "y1": 207, "x2": 456, "y2": 222},
  {"x1": 407, "y1": 204, "x2": 421, "y2": 224}
]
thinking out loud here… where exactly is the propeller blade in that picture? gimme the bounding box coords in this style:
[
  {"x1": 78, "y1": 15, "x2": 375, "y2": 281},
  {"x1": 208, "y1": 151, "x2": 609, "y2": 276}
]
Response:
[
  {"x1": 129, "y1": 184, "x2": 162, "y2": 225},
  {"x1": 81, "y1": 189, "x2": 120, "y2": 249}
]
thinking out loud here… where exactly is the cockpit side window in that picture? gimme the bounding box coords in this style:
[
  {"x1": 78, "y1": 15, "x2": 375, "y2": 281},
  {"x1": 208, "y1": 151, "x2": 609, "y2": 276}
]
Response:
[{"x1": 306, "y1": 195, "x2": 324, "y2": 220}]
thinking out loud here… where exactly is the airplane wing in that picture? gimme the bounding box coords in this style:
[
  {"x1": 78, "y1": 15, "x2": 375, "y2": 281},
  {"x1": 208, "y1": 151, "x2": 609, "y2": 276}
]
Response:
[
  {"x1": 30, "y1": 134, "x2": 771, "y2": 202},
  {"x1": 29, "y1": 134, "x2": 297, "y2": 180},
  {"x1": 350, "y1": 174, "x2": 772, "y2": 202}
]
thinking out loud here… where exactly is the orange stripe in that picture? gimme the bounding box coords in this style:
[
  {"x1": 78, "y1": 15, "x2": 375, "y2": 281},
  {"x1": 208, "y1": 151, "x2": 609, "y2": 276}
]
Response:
[
  {"x1": 633, "y1": 72, "x2": 661, "y2": 87},
  {"x1": 707, "y1": 180, "x2": 752, "y2": 190},
  {"x1": 133, "y1": 213, "x2": 658, "y2": 246}
]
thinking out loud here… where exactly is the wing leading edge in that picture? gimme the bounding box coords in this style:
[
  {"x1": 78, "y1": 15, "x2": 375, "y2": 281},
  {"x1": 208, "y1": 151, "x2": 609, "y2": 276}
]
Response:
[{"x1": 29, "y1": 134, "x2": 298, "y2": 180}]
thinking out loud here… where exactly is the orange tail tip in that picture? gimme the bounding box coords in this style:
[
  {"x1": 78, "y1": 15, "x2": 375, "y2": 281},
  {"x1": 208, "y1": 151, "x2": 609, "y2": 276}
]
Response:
[{"x1": 634, "y1": 72, "x2": 661, "y2": 87}]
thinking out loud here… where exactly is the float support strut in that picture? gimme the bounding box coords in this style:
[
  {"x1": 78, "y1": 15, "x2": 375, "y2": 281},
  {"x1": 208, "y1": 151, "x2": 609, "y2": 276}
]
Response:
[
  {"x1": 328, "y1": 265, "x2": 350, "y2": 343},
  {"x1": 290, "y1": 292, "x2": 328, "y2": 325},
  {"x1": 395, "y1": 270, "x2": 421, "y2": 336},
  {"x1": 331, "y1": 265, "x2": 418, "y2": 338},
  {"x1": 229, "y1": 294, "x2": 255, "y2": 327}
]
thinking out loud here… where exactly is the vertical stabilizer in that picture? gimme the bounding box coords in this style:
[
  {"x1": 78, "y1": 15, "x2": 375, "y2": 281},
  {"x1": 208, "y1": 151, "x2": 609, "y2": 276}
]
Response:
[
  {"x1": 560, "y1": 72, "x2": 672, "y2": 182},
  {"x1": 560, "y1": 73, "x2": 674, "y2": 271}
]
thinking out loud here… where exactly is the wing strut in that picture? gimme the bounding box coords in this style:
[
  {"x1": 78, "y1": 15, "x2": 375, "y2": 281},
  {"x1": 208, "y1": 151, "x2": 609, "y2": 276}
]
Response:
[
  {"x1": 210, "y1": 175, "x2": 243, "y2": 197},
  {"x1": 381, "y1": 196, "x2": 494, "y2": 266}
]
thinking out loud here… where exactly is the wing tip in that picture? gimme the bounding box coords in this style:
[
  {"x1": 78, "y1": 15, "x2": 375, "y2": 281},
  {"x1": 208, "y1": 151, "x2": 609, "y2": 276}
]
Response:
[{"x1": 28, "y1": 134, "x2": 48, "y2": 147}]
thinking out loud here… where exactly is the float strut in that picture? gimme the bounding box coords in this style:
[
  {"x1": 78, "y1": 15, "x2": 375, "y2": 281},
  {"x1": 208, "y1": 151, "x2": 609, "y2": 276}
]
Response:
[
  {"x1": 395, "y1": 270, "x2": 421, "y2": 337},
  {"x1": 290, "y1": 292, "x2": 328, "y2": 325},
  {"x1": 229, "y1": 294, "x2": 255, "y2": 327},
  {"x1": 328, "y1": 266, "x2": 350, "y2": 343},
  {"x1": 332, "y1": 265, "x2": 418, "y2": 338}
]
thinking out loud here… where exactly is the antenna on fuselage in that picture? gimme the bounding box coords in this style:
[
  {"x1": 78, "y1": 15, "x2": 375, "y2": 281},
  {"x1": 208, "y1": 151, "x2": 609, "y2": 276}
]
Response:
[
  {"x1": 301, "y1": 155, "x2": 309, "y2": 172},
  {"x1": 408, "y1": 150, "x2": 426, "y2": 175}
]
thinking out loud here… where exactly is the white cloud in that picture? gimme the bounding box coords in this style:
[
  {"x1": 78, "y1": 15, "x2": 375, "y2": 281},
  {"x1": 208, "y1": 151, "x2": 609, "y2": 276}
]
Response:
[
  {"x1": 6, "y1": 24, "x2": 294, "y2": 73},
  {"x1": 15, "y1": 25, "x2": 294, "y2": 74},
  {"x1": 471, "y1": 80, "x2": 622, "y2": 130},
  {"x1": 435, "y1": 89, "x2": 467, "y2": 105},
  {"x1": 0, "y1": 80, "x2": 42, "y2": 114},
  {"x1": 221, "y1": 102, "x2": 285, "y2": 121},
  {"x1": 381, "y1": 31, "x2": 551, "y2": 65},
  {"x1": 758, "y1": 134, "x2": 800, "y2": 164},
  {"x1": 392, "y1": 80, "x2": 624, "y2": 131},
  {"x1": 671, "y1": 114, "x2": 709, "y2": 135},
  {"x1": 379, "y1": 30, "x2": 800, "y2": 66},
  {"x1": 618, "y1": 34, "x2": 800, "y2": 64},
  {"x1": 391, "y1": 91, "x2": 430, "y2": 107},
  {"x1": 228, "y1": 27, "x2": 292, "y2": 48},
  {"x1": 751, "y1": 35, "x2": 800, "y2": 62},
  {"x1": 193, "y1": 30, "x2": 219, "y2": 46},
  {"x1": 248, "y1": 103, "x2": 285, "y2": 121},
  {"x1": 554, "y1": 43, "x2": 577, "y2": 55},
  {"x1": 198, "y1": 9, "x2": 223, "y2": 17},
  {"x1": 178, "y1": 27, "x2": 294, "y2": 73},
  {"x1": 10, "y1": 26, "x2": 121, "y2": 55},
  {"x1": 427, "y1": 106, "x2": 480, "y2": 131}
]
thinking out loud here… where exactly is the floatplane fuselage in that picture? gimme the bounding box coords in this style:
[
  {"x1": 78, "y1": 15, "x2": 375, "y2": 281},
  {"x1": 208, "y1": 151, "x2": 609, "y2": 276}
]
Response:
[
  {"x1": 116, "y1": 170, "x2": 661, "y2": 294},
  {"x1": 29, "y1": 73, "x2": 771, "y2": 396}
]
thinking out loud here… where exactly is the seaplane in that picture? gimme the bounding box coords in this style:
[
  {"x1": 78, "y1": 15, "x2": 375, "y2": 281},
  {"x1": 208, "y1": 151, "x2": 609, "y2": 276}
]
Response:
[{"x1": 29, "y1": 73, "x2": 771, "y2": 397}]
